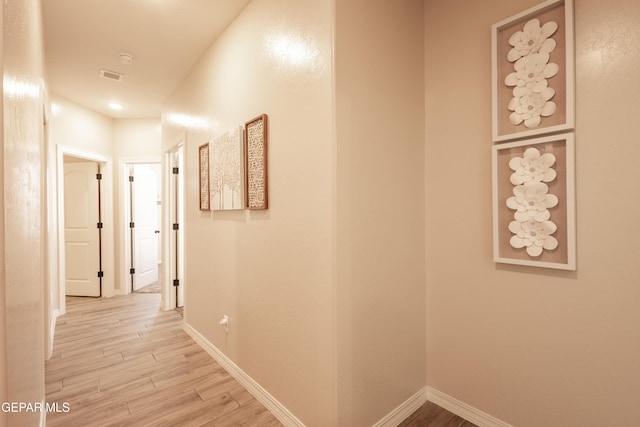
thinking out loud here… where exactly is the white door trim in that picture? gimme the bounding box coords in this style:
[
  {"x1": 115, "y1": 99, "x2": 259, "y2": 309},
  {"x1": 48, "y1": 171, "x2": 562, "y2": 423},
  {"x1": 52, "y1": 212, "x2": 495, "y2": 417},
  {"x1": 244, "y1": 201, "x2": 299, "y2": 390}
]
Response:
[{"x1": 56, "y1": 145, "x2": 114, "y2": 313}]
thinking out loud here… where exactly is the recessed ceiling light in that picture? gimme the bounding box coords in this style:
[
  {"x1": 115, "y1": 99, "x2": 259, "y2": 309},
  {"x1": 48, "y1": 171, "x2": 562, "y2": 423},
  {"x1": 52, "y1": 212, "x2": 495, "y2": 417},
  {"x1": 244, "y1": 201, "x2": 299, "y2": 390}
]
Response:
[
  {"x1": 107, "y1": 102, "x2": 124, "y2": 111},
  {"x1": 118, "y1": 52, "x2": 135, "y2": 65}
]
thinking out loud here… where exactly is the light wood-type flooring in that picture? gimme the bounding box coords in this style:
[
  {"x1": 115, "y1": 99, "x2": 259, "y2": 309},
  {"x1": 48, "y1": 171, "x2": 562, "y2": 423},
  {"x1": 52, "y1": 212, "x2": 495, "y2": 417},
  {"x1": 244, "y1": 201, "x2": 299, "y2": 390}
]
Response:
[
  {"x1": 45, "y1": 293, "x2": 281, "y2": 426},
  {"x1": 398, "y1": 402, "x2": 478, "y2": 427},
  {"x1": 46, "y1": 292, "x2": 474, "y2": 426}
]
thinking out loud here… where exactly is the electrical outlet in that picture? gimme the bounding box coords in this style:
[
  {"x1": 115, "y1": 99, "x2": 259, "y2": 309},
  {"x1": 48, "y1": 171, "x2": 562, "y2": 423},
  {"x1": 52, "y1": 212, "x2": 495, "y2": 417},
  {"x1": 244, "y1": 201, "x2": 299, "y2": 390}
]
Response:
[{"x1": 219, "y1": 315, "x2": 229, "y2": 332}]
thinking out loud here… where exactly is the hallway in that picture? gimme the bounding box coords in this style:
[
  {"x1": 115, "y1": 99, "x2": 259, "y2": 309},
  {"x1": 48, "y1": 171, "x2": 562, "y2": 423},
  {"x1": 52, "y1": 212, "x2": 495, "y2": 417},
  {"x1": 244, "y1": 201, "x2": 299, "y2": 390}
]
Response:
[{"x1": 45, "y1": 293, "x2": 281, "y2": 426}]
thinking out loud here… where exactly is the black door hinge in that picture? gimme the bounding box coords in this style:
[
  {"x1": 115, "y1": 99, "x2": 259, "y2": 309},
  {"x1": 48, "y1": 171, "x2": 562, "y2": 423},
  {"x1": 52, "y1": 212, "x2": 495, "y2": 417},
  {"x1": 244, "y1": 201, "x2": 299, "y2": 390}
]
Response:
[
  {"x1": 96, "y1": 173, "x2": 102, "y2": 180},
  {"x1": 173, "y1": 279, "x2": 180, "y2": 287},
  {"x1": 97, "y1": 271, "x2": 104, "y2": 278},
  {"x1": 129, "y1": 222, "x2": 135, "y2": 228},
  {"x1": 97, "y1": 222, "x2": 103, "y2": 229},
  {"x1": 130, "y1": 268, "x2": 135, "y2": 274},
  {"x1": 173, "y1": 223, "x2": 179, "y2": 230},
  {"x1": 129, "y1": 176, "x2": 134, "y2": 182},
  {"x1": 172, "y1": 167, "x2": 179, "y2": 174}
]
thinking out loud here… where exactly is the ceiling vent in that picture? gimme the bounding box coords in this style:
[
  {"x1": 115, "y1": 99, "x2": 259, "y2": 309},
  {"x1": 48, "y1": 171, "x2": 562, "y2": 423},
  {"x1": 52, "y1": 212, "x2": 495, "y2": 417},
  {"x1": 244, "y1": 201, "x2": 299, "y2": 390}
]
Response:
[{"x1": 99, "y1": 69, "x2": 124, "y2": 82}]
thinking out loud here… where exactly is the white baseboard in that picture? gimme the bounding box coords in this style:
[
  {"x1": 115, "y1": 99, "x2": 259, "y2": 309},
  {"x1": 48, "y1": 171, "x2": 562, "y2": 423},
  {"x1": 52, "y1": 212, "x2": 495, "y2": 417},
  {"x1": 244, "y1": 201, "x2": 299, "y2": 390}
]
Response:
[
  {"x1": 372, "y1": 386, "x2": 428, "y2": 427},
  {"x1": 183, "y1": 323, "x2": 305, "y2": 427},
  {"x1": 46, "y1": 308, "x2": 60, "y2": 360},
  {"x1": 182, "y1": 324, "x2": 511, "y2": 427},
  {"x1": 426, "y1": 387, "x2": 512, "y2": 427},
  {"x1": 40, "y1": 399, "x2": 46, "y2": 427}
]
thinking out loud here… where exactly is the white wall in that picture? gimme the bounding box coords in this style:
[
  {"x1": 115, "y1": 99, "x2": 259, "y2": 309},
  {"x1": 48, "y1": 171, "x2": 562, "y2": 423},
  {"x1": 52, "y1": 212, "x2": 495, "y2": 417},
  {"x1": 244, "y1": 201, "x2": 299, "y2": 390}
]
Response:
[
  {"x1": 424, "y1": 0, "x2": 640, "y2": 425},
  {"x1": 2, "y1": 0, "x2": 47, "y2": 425},
  {"x1": 162, "y1": 0, "x2": 334, "y2": 424},
  {"x1": 334, "y1": 0, "x2": 426, "y2": 425}
]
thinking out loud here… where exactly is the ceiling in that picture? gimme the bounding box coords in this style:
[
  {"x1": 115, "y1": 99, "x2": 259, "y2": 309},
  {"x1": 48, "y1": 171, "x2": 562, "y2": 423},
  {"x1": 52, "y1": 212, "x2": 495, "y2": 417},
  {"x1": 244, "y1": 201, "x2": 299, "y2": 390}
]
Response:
[{"x1": 42, "y1": 0, "x2": 251, "y2": 119}]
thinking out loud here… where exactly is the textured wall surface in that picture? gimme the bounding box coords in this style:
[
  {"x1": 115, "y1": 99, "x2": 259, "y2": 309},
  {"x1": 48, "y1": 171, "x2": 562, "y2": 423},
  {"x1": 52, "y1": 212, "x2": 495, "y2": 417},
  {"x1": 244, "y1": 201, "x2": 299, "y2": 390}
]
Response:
[
  {"x1": 334, "y1": 0, "x2": 426, "y2": 425},
  {"x1": 162, "y1": 0, "x2": 335, "y2": 424},
  {"x1": 2, "y1": 0, "x2": 46, "y2": 425},
  {"x1": 0, "y1": 2, "x2": 6, "y2": 426},
  {"x1": 50, "y1": 95, "x2": 114, "y2": 156},
  {"x1": 425, "y1": 0, "x2": 640, "y2": 425}
]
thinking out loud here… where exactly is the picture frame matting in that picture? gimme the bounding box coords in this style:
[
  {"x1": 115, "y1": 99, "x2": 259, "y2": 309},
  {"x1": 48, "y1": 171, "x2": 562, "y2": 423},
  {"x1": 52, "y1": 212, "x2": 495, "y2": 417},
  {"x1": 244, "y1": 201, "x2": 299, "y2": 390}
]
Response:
[
  {"x1": 492, "y1": 133, "x2": 576, "y2": 270},
  {"x1": 491, "y1": 0, "x2": 575, "y2": 142}
]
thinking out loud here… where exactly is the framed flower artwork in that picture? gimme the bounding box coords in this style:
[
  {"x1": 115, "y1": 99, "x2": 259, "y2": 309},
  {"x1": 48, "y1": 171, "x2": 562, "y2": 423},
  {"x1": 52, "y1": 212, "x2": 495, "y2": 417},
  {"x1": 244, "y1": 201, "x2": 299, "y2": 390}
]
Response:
[
  {"x1": 491, "y1": 0, "x2": 574, "y2": 142},
  {"x1": 492, "y1": 133, "x2": 575, "y2": 270}
]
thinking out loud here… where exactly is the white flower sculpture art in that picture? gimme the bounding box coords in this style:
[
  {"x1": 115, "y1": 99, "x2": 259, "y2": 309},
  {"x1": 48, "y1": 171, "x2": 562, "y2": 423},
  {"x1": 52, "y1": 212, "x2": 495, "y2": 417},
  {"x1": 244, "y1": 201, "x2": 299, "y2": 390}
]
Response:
[
  {"x1": 508, "y1": 146, "x2": 557, "y2": 184},
  {"x1": 505, "y1": 19, "x2": 559, "y2": 129},
  {"x1": 507, "y1": 147, "x2": 558, "y2": 257}
]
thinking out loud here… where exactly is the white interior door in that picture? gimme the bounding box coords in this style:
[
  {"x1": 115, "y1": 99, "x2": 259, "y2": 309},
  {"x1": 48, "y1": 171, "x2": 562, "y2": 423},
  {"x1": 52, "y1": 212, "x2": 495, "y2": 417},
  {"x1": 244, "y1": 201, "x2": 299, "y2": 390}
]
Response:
[
  {"x1": 133, "y1": 165, "x2": 159, "y2": 290},
  {"x1": 64, "y1": 161, "x2": 100, "y2": 297}
]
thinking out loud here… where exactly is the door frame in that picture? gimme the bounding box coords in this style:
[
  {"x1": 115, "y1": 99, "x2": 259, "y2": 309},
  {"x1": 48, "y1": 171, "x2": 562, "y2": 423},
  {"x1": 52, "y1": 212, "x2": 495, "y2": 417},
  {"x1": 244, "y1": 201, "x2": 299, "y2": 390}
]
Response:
[
  {"x1": 117, "y1": 157, "x2": 161, "y2": 295},
  {"x1": 162, "y1": 142, "x2": 185, "y2": 311},
  {"x1": 56, "y1": 145, "x2": 114, "y2": 314}
]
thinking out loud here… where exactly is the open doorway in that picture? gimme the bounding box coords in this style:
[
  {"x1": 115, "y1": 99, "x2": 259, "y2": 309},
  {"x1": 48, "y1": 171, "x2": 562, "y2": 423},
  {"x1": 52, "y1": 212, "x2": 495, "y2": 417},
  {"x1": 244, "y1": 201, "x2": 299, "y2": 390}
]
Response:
[
  {"x1": 56, "y1": 145, "x2": 114, "y2": 314},
  {"x1": 122, "y1": 162, "x2": 162, "y2": 294},
  {"x1": 163, "y1": 144, "x2": 185, "y2": 311}
]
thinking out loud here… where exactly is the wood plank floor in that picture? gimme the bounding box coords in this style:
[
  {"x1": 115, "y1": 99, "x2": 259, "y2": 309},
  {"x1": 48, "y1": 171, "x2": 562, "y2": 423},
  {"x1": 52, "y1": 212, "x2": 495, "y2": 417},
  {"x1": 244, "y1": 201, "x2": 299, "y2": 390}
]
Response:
[
  {"x1": 45, "y1": 293, "x2": 281, "y2": 426},
  {"x1": 46, "y1": 292, "x2": 475, "y2": 427},
  {"x1": 399, "y1": 402, "x2": 478, "y2": 427}
]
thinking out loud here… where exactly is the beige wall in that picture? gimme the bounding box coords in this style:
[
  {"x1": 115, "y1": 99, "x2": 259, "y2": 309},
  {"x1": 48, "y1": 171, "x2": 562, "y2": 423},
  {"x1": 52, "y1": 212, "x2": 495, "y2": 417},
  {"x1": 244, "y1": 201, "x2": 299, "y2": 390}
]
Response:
[
  {"x1": 162, "y1": 0, "x2": 335, "y2": 424},
  {"x1": 334, "y1": 0, "x2": 426, "y2": 425},
  {"x1": 7, "y1": 1, "x2": 634, "y2": 425},
  {"x1": 164, "y1": 0, "x2": 427, "y2": 424},
  {"x1": 113, "y1": 119, "x2": 161, "y2": 159},
  {"x1": 2, "y1": 0, "x2": 47, "y2": 425},
  {"x1": 0, "y1": 2, "x2": 6, "y2": 425},
  {"x1": 50, "y1": 95, "x2": 113, "y2": 156},
  {"x1": 425, "y1": 0, "x2": 640, "y2": 425}
]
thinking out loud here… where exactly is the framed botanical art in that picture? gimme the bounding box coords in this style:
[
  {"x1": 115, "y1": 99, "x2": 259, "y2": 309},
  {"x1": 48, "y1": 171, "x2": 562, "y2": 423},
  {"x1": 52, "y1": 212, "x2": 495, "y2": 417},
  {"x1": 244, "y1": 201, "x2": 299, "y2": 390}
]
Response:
[
  {"x1": 198, "y1": 143, "x2": 210, "y2": 211},
  {"x1": 209, "y1": 126, "x2": 244, "y2": 211},
  {"x1": 492, "y1": 0, "x2": 574, "y2": 142},
  {"x1": 244, "y1": 114, "x2": 268, "y2": 210},
  {"x1": 492, "y1": 133, "x2": 575, "y2": 270}
]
